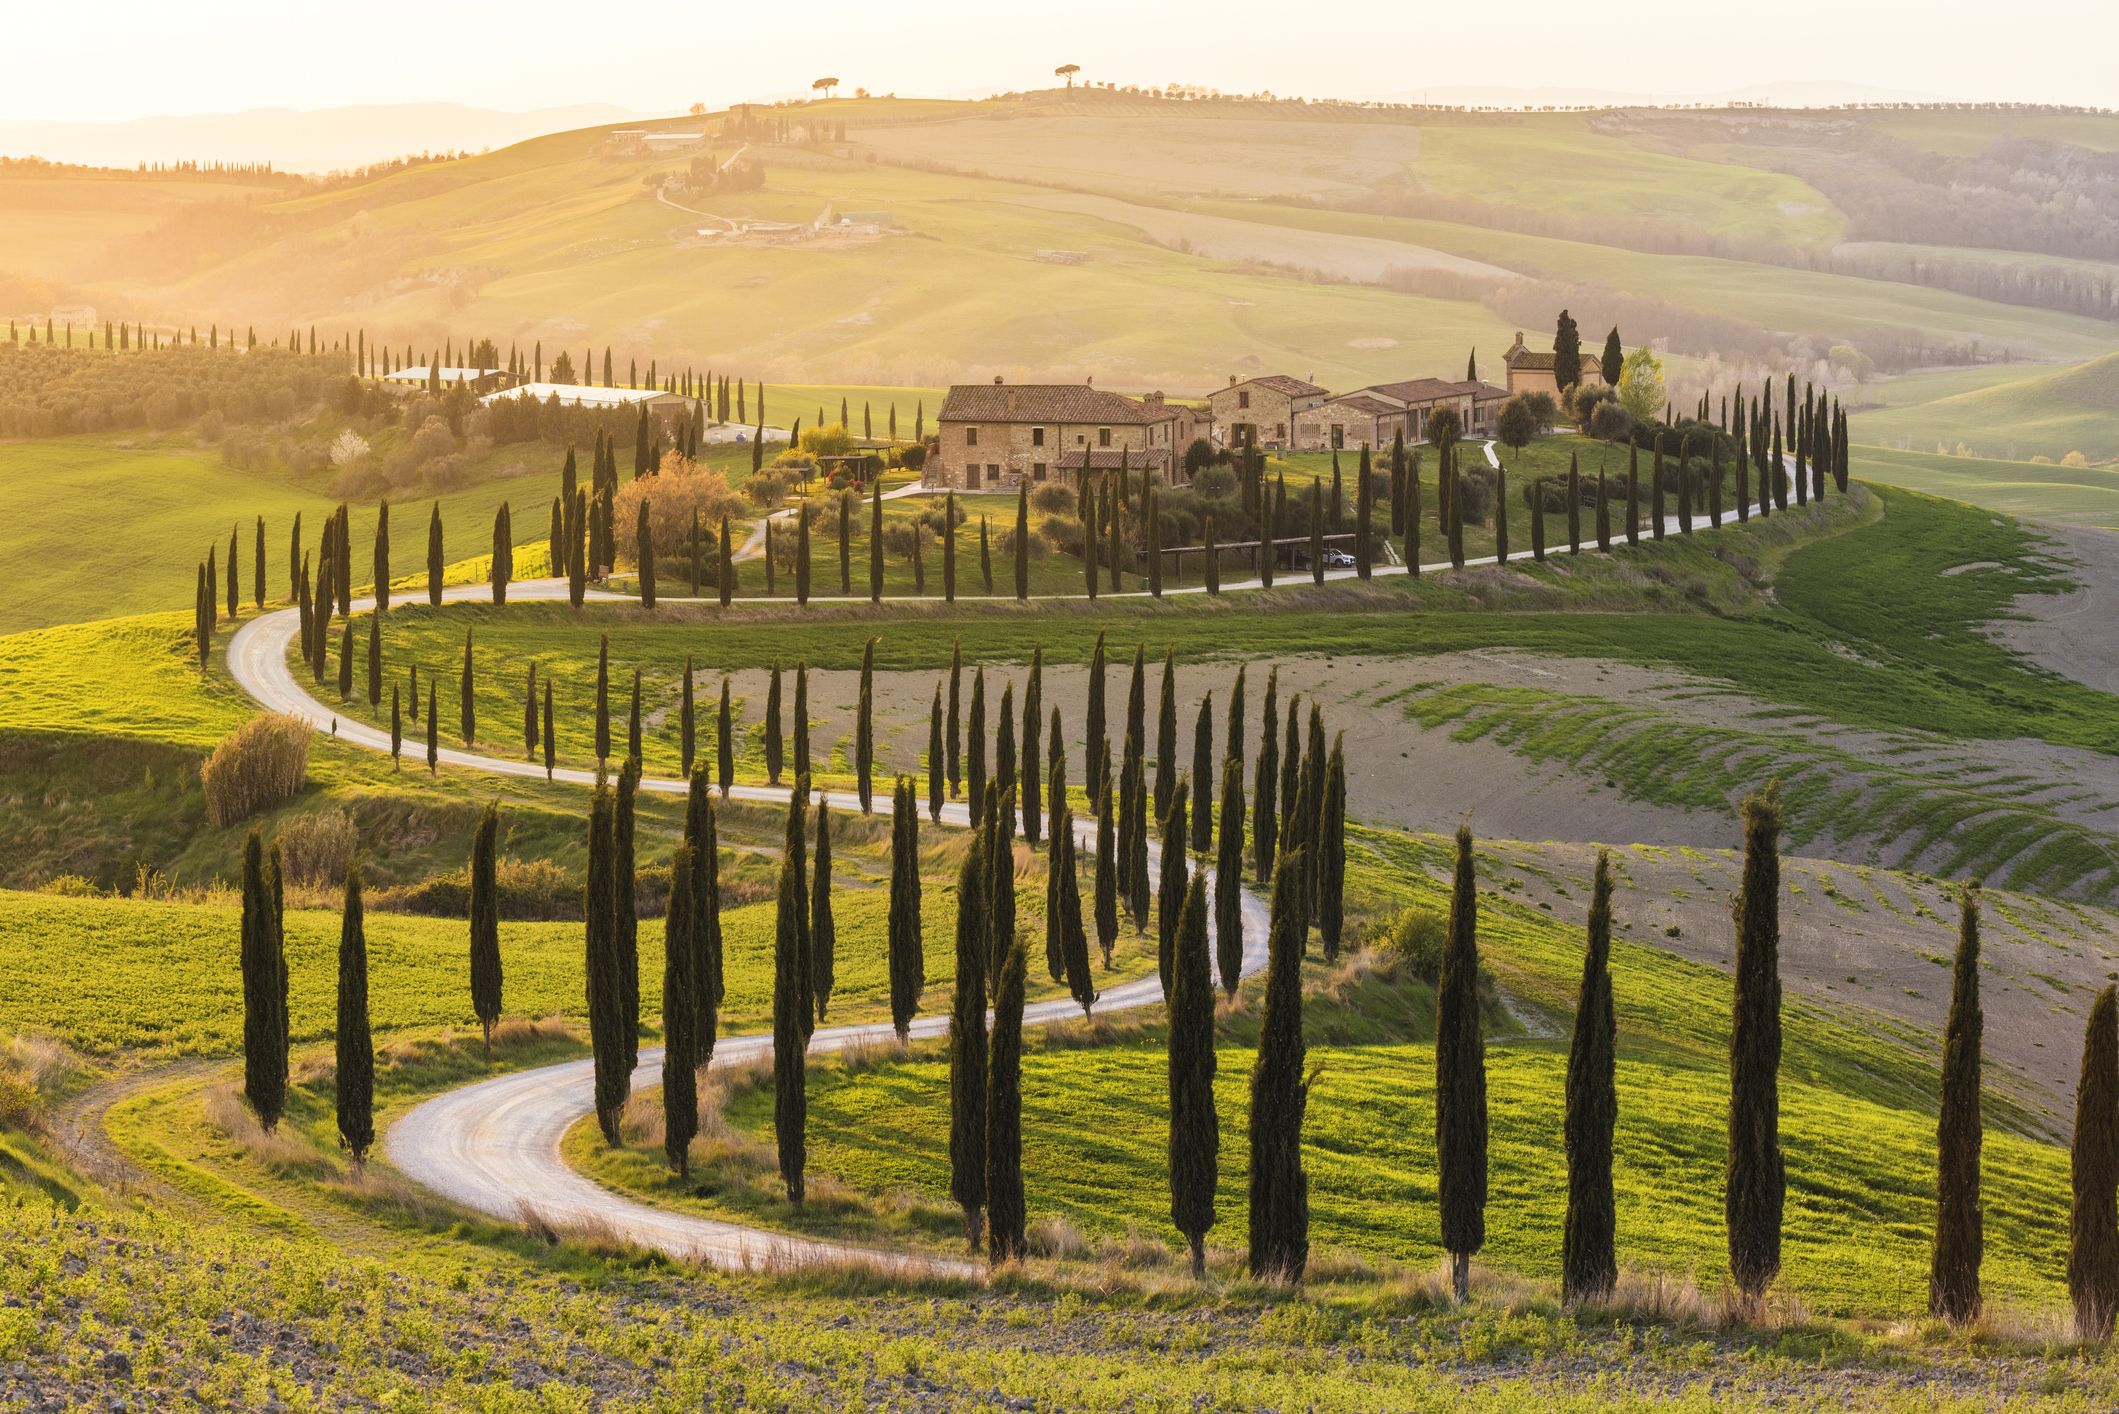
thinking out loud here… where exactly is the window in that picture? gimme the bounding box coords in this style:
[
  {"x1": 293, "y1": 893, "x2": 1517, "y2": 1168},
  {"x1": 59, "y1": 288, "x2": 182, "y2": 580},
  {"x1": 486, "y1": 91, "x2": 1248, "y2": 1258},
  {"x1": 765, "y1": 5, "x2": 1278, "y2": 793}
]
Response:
[
  {"x1": 1330, "y1": 425, "x2": 1345, "y2": 451},
  {"x1": 1237, "y1": 390, "x2": 1251, "y2": 409},
  {"x1": 1098, "y1": 427, "x2": 1111, "y2": 447},
  {"x1": 1033, "y1": 462, "x2": 1047, "y2": 481},
  {"x1": 1031, "y1": 426, "x2": 1045, "y2": 446},
  {"x1": 965, "y1": 426, "x2": 979, "y2": 446}
]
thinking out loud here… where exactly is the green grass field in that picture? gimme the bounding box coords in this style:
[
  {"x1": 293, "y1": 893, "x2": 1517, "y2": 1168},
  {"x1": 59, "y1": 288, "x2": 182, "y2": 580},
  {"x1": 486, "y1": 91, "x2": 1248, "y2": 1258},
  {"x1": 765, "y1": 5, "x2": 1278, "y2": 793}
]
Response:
[
  {"x1": 1850, "y1": 445, "x2": 2119, "y2": 529},
  {"x1": 1854, "y1": 353, "x2": 2119, "y2": 464}
]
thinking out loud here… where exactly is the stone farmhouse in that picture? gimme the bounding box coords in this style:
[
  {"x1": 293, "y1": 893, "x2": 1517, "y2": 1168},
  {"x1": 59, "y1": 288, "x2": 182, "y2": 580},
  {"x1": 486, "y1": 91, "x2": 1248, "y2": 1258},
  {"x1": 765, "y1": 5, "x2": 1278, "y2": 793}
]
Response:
[
  {"x1": 1206, "y1": 374, "x2": 1327, "y2": 449},
  {"x1": 1290, "y1": 376, "x2": 1507, "y2": 451},
  {"x1": 1503, "y1": 331, "x2": 1607, "y2": 400},
  {"x1": 927, "y1": 379, "x2": 1205, "y2": 491}
]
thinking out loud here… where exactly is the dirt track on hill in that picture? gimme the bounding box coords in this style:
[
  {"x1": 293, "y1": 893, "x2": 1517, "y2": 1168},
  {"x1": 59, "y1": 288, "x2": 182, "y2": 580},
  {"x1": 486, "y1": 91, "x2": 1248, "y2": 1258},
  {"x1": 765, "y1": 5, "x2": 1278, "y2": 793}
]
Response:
[{"x1": 1991, "y1": 521, "x2": 2119, "y2": 696}]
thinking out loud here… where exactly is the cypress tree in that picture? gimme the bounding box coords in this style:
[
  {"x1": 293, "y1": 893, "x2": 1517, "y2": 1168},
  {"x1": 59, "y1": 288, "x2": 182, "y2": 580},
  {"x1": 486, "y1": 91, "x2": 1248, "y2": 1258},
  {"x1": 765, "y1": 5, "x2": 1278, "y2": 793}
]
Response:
[
  {"x1": 811, "y1": 796, "x2": 836, "y2": 1022},
  {"x1": 1190, "y1": 695, "x2": 1214, "y2": 854},
  {"x1": 391, "y1": 685, "x2": 403, "y2": 767},
  {"x1": 1626, "y1": 445, "x2": 1641, "y2": 546},
  {"x1": 1225, "y1": 664, "x2": 1247, "y2": 775},
  {"x1": 949, "y1": 828, "x2": 990, "y2": 1250},
  {"x1": 1596, "y1": 472, "x2": 1612, "y2": 550},
  {"x1": 1085, "y1": 631, "x2": 1108, "y2": 810},
  {"x1": 1308, "y1": 482, "x2": 1324, "y2": 584},
  {"x1": 638, "y1": 501, "x2": 657, "y2": 608},
  {"x1": 1493, "y1": 466, "x2": 1509, "y2": 564},
  {"x1": 239, "y1": 830, "x2": 287, "y2": 1130},
  {"x1": 461, "y1": 629, "x2": 476, "y2": 746},
  {"x1": 423, "y1": 682, "x2": 438, "y2": 773},
  {"x1": 2073, "y1": 986, "x2": 2119, "y2": 1339},
  {"x1": 1562, "y1": 850, "x2": 1618, "y2": 1304},
  {"x1": 1437, "y1": 824, "x2": 1488, "y2": 1302},
  {"x1": 679, "y1": 658, "x2": 696, "y2": 777},
  {"x1": 1247, "y1": 848, "x2": 1309, "y2": 1282},
  {"x1": 793, "y1": 662, "x2": 811, "y2": 788},
  {"x1": 947, "y1": 637, "x2": 964, "y2": 798},
  {"x1": 615, "y1": 762, "x2": 641, "y2": 1073},
  {"x1": 980, "y1": 515, "x2": 993, "y2": 593},
  {"x1": 338, "y1": 621, "x2": 354, "y2": 698},
  {"x1": 542, "y1": 681, "x2": 555, "y2": 780},
  {"x1": 772, "y1": 849, "x2": 808, "y2": 1207},
  {"x1": 491, "y1": 503, "x2": 512, "y2": 606},
  {"x1": 1168, "y1": 872, "x2": 1218, "y2": 1277},
  {"x1": 1531, "y1": 480, "x2": 1547, "y2": 563},
  {"x1": 1094, "y1": 767, "x2": 1119, "y2": 968},
  {"x1": 586, "y1": 778, "x2": 627, "y2": 1144},
  {"x1": 928, "y1": 686, "x2": 945, "y2": 821},
  {"x1": 1316, "y1": 734, "x2": 1346, "y2": 960},
  {"x1": 783, "y1": 791, "x2": 813, "y2": 1040},
  {"x1": 1215, "y1": 753, "x2": 1246, "y2": 995},
  {"x1": 943, "y1": 492, "x2": 957, "y2": 602},
  {"x1": 856, "y1": 638, "x2": 877, "y2": 812},
  {"x1": 1154, "y1": 649, "x2": 1177, "y2": 821},
  {"x1": 335, "y1": 862, "x2": 374, "y2": 1167},
  {"x1": 1014, "y1": 481, "x2": 1029, "y2": 600},
  {"x1": 687, "y1": 774, "x2": 723, "y2": 1070},
  {"x1": 625, "y1": 672, "x2": 643, "y2": 764},
  {"x1": 967, "y1": 665, "x2": 991, "y2": 819},
  {"x1": 837, "y1": 492, "x2": 852, "y2": 595},
  {"x1": 888, "y1": 779, "x2": 925, "y2": 1041},
  {"x1": 1567, "y1": 452, "x2": 1582, "y2": 553},
  {"x1": 1296, "y1": 705, "x2": 1327, "y2": 934},
  {"x1": 984, "y1": 785, "x2": 1014, "y2": 993},
  {"x1": 594, "y1": 634, "x2": 610, "y2": 762},
  {"x1": 764, "y1": 659, "x2": 784, "y2": 784},
  {"x1": 1727, "y1": 787, "x2": 1786, "y2": 1302},
  {"x1": 254, "y1": 515, "x2": 266, "y2": 609},
  {"x1": 1122, "y1": 720, "x2": 1150, "y2": 931},
  {"x1": 470, "y1": 803, "x2": 503, "y2": 1052},
  {"x1": 764, "y1": 521, "x2": 776, "y2": 595},
  {"x1": 986, "y1": 937, "x2": 1028, "y2": 1265},
  {"x1": 1354, "y1": 444, "x2": 1373, "y2": 580},
  {"x1": 366, "y1": 610, "x2": 382, "y2": 707},
  {"x1": 1158, "y1": 781, "x2": 1190, "y2": 999},
  {"x1": 1022, "y1": 649, "x2": 1043, "y2": 846},
  {"x1": 420, "y1": 499, "x2": 444, "y2": 608},
  {"x1": 1254, "y1": 667, "x2": 1279, "y2": 882},
  {"x1": 1931, "y1": 883, "x2": 1984, "y2": 1324},
  {"x1": 869, "y1": 478, "x2": 885, "y2": 602},
  {"x1": 719, "y1": 516, "x2": 734, "y2": 606},
  {"x1": 718, "y1": 677, "x2": 734, "y2": 795}
]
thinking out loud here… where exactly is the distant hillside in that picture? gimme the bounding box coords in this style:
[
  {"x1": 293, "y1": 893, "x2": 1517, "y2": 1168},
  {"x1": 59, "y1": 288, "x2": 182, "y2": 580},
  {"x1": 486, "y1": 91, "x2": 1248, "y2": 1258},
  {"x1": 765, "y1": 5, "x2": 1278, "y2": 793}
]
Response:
[
  {"x1": 0, "y1": 91, "x2": 2115, "y2": 405},
  {"x1": 0, "y1": 102, "x2": 641, "y2": 172},
  {"x1": 1856, "y1": 353, "x2": 2119, "y2": 463}
]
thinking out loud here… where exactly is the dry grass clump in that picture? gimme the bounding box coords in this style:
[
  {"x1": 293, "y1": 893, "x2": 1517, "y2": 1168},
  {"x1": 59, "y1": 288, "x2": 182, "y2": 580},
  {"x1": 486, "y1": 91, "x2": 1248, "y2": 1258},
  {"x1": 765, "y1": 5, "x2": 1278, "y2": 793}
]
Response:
[
  {"x1": 274, "y1": 808, "x2": 358, "y2": 889},
  {"x1": 1026, "y1": 1215, "x2": 1091, "y2": 1261},
  {"x1": 201, "y1": 1083, "x2": 333, "y2": 1177},
  {"x1": 0, "y1": 1033, "x2": 76, "y2": 1131},
  {"x1": 200, "y1": 713, "x2": 312, "y2": 826}
]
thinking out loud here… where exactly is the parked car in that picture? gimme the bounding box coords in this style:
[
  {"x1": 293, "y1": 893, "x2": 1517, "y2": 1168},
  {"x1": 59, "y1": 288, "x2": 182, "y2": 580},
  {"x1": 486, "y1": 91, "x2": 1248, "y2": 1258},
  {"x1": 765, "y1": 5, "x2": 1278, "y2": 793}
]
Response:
[{"x1": 1322, "y1": 548, "x2": 1356, "y2": 567}]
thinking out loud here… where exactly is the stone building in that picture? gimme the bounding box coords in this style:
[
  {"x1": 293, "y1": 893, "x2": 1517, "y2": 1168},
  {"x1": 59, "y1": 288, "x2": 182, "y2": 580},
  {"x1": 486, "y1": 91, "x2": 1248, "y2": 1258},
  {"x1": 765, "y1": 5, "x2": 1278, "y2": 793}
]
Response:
[
  {"x1": 1207, "y1": 374, "x2": 1327, "y2": 449},
  {"x1": 1291, "y1": 394, "x2": 1403, "y2": 452},
  {"x1": 928, "y1": 379, "x2": 1202, "y2": 491},
  {"x1": 1503, "y1": 331, "x2": 1607, "y2": 400}
]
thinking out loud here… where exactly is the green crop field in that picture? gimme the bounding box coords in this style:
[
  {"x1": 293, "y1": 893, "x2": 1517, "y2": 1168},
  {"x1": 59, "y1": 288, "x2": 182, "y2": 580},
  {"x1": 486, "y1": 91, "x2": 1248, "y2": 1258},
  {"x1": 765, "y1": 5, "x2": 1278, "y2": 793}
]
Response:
[
  {"x1": 1855, "y1": 353, "x2": 2119, "y2": 464},
  {"x1": 1851, "y1": 445, "x2": 2119, "y2": 529}
]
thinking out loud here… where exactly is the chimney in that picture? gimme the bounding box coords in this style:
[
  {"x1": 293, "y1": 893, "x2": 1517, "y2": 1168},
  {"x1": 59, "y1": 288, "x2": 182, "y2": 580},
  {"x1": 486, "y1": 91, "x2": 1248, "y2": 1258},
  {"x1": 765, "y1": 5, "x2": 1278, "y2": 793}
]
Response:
[
  {"x1": 1006, "y1": 389, "x2": 1018, "y2": 415},
  {"x1": 1085, "y1": 374, "x2": 1094, "y2": 386},
  {"x1": 1228, "y1": 374, "x2": 1238, "y2": 386},
  {"x1": 1144, "y1": 391, "x2": 1164, "y2": 410},
  {"x1": 993, "y1": 374, "x2": 1004, "y2": 384}
]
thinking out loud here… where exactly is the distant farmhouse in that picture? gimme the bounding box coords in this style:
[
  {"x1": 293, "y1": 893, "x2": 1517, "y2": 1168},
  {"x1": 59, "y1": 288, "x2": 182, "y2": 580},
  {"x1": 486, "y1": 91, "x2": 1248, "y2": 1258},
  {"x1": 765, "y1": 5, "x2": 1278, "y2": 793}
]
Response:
[
  {"x1": 928, "y1": 378, "x2": 1205, "y2": 491},
  {"x1": 480, "y1": 382, "x2": 691, "y2": 422},
  {"x1": 1296, "y1": 377, "x2": 1507, "y2": 450},
  {"x1": 1207, "y1": 374, "x2": 1326, "y2": 448},
  {"x1": 382, "y1": 366, "x2": 508, "y2": 395},
  {"x1": 1503, "y1": 331, "x2": 1605, "y2": 400}
]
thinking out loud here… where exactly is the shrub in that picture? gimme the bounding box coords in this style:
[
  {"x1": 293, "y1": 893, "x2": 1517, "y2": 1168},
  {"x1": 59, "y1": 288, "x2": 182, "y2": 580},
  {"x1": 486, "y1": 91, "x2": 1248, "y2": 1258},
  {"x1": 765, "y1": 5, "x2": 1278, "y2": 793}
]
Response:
[
  {"x1": 1454, "y1": 465, "x2": 1496, "y2": 524},
  {"x1": 613, "y1": 455, "x2": 742, "y2": 560},
  {"x1": 798, "y1": 423, "x2": 855, "y2": 458},
  {"x1": 897, "y1": 444, "x2": 926, "y2": 471},
  {"x1": 276, "y1": 809, "x2": 358, "y2": 888},
  {"x1": 1376, "y1": 906, "x2": 1446, "y2": 982},
  {"x1": 744, "y1": 469, "x2": 794, "y2": 509},
  {"x1": 408, "y1": 415, "x2": 456, "y2": 466},
  {"x1": 1030, "y1": 482, "x2": 1072, "y2": 515},
  {"x1": 1589, "y1": 399, "x2": 1633, "y2": 443},
  {"x1": 1038, "y1": 514, "x2": 1083, "y2": 556},
  {"x1": 200, "y1": 714, "x2": 313, "y2": 826}
]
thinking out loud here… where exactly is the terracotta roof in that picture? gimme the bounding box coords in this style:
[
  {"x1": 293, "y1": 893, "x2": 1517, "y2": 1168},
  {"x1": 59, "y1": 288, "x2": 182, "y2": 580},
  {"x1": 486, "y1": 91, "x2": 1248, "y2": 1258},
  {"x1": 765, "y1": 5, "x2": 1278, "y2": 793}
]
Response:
[
  {"x1": 1315, "y1": 394, "x2": 1402, "y2": 418},
  {"x1": 1223, "y1": 373, "x2": 1327, "y2": 398},
  {"x1": 1506, "y1": 348, "x2": 1557, "y2": 371},
  {"x1": 1438, "y1": 379, "x2": 1510, "y2": 402},
  {"x1": 938, "y1": 383, "x2": 1173, "y2": 424},
  {"x1": 1353, "y1": 377, "x2": 1466, "y2": 406}
]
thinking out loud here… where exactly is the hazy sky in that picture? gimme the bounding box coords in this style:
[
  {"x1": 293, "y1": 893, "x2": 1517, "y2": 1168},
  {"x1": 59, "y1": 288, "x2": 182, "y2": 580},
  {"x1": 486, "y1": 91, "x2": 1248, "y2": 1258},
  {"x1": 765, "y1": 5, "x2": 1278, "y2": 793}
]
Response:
[{"x1": 10, "y1": 0, "x2": 2119, "y2": 121}]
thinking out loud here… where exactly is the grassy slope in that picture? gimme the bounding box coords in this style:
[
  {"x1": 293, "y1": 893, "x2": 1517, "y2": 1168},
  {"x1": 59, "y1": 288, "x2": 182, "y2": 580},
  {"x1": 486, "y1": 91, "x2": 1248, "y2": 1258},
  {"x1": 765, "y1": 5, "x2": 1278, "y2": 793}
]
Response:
[
  {"x1": 1851, "y1": 445, "x2": 2119, "y2": 530},
  {"x1": 1854, "y1": 353, "x2": 2119, "y2": 463}
]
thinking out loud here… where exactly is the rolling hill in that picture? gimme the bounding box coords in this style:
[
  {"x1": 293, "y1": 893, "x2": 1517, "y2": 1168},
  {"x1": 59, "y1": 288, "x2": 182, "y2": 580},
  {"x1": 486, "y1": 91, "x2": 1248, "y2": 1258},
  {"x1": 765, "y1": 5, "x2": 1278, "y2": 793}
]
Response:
[{"x1": 1854, "y1": 351, "x2": 2119, "y2": 463}]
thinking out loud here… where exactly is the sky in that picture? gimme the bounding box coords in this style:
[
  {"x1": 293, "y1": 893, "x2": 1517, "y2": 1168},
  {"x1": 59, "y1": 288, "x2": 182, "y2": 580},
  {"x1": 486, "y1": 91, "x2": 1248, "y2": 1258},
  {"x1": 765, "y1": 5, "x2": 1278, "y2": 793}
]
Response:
[{"x1": 8, "y1": 0, "x2": 2119, "y2": 122}]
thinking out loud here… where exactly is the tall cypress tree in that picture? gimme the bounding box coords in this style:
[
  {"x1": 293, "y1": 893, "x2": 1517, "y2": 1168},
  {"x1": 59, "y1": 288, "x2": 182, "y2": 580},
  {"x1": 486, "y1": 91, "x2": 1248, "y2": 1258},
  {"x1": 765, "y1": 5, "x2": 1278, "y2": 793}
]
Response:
[
  {"x1": 1157, "y1": 782, "x2": 1189, "y2": 999},
  {"x1": 1254, "y1": 668, "x2": 1279, "y2": 882},
  {"x1": 928, "y1": 687, "x2": 945, "y2": 821},
  {"x1": 687, "y1": 773, "x2": 723, "y2": 1071},
  {"x1": 869, "y1": 478, "x2": 885, "y2": 603},
  {"x1": 338, "y1": 621, "x2": 355, "y2": 699},
  {"x1": 254, "y1": 515, "x2": 266, "y2": 609},
  {"x1": 783, "y1": 792, "x2": 813, "y2": 1041},
  {"x1": 888, "y1": 779, "x2": 925, "y2": 1040},
  {"x1": 366, "y1": 609, "x2": 382, "y2": 707},
  {"x1": 1727, "y1": 787, "x2": 1786, "y2": 1301},
  {"x1": 967, "y1": 667, "x2": 987, "y2": 820},
  {"x1": 585, "y1": 777, "x2": 627, "y2": 1144},
  {"x1": 239, "y1": 830, "x2": 287, "y2": 1130},
  {"x1": 1316, "y1": 733, "x2": 1346, "y2": 960},
  {"x1": 947, "y1": 637, "x2": 964, "y2": 798},
  {"x1": 1931, "y1": 883, "x2": 1984, "y2": 1324},
  {"x1": 426, "y1": 682, "x2": 438, "y2": 773},
  {"x1": 491, "y1": 502, "x2": 512, "y2": 606},
  {"x1": 391, "y1": 685, "x2": 402, "y2": 767},
  {"x1": 793, "y1": 662, "x2": 812, "y2": 788},
  {"x1": 1168, "y1": 872, "x2": 1219, "y2": 1278},
  {"x1": 1013, "y1": 481, "x2": 1030, "y2": 600},
  {"x1": 1154, "y1": 649, "x2": 1178, "y2": 821},
  {"x1": 335, "y1": 862, "x2": 374, "y2": 1167},
  {"x1": 1190, "y1": 695, "x2": 1214, "y2": 854},
  {"x1": 719, "y1": 515, "x2": 734, "y2": 606},
  {"x1": 461, "y1": 629, "x2": 476, "y2": 746},
  {"x1": 943, "y1": 492, "x2": 957, "y2": 602},
  {"x1": 795, "y1": 505, "x2": 810, "y2": 606},
  {"x1": 1085, "y1": 631, "x2": 1108, "y2": 810},
  {"x1": 983, "y1": 787, "x2": 1014, "y2": 996},
  {"x1": 772, "y1": 849, "x2": 808, "y2": 1207},
  {"x1": 1093, "y1": 765, "x2": 1119, "y2": 968},
  {"x1": 1437, "y1": 824, "x2": 1488, "y2": 1302},
  {"x1": 523, "y1": 666, "x2": 539, "y2": 762},
  {"x1": 1022, "y1": 649, "x2": 1043, "y2": 846},
  {"x1": 1562, "y1": 850, "x2": 1617, "y2": 1303},
  {"x1": 1247, "y1": 848, "x2": 1309, "y2": 1281},
  {"x1": 949, "y1": 828, "x2": 990, "y2": 1250},
  {"x1": 811, "y1": 796, "x2": 836, "y2": 1021},
  {"x1": 1056, "y1": 810, "x2": 1096, "y2": 1017},
  {"x1": 542, "y1": 681, "x2": 555, "y2": 780},
  {"x1": 838, "y1": 492, "x2": 853, "y2": 595},
  {"x1": 679, "y1": 658, "x2": 696, "y2": 777},
  {"x1": 986, "y1": 937, "x2": 1028, "y2": 1264},
  {"x1": 594, "y1": 634, "x2": 610, "y2": 763},
  {"x1": 717, "y1": 677, "x2": 734, "y2": 795},
  {"x1": 2073, "y1": 986, "x2": 2119, "y2": 1339},
  {"x1": 764, "y1": 660, "x2": 784, "y2": 785},
  {"x1": 996, "y1": 682, "x2": 1017, "y2": 851},
  {"x1": 470, "y1": 803, "x2": 503, "y2": 1053},
  {"x1": 1215, "y1": 754, "x2": 1246, "y2": 996},
  {"x1": 614, "y1": 762, "x2": 641, "y2": 1072},
  {"x1": 857, "y1": 638, "x2": 877, "y2": 813},
  {"x1": 626, "y1": 671, "x2": 642, "y2": 765}
]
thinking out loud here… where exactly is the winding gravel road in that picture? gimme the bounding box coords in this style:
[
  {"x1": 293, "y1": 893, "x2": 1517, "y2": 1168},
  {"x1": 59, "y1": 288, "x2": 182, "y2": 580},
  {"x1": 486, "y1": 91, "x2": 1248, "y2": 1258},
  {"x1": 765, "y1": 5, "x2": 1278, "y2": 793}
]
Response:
[{"x1": 222, "y1": 482, "x2": 1755, "y2": 1273}]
